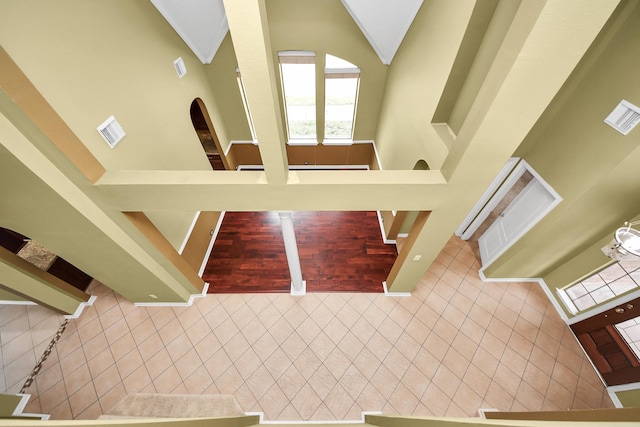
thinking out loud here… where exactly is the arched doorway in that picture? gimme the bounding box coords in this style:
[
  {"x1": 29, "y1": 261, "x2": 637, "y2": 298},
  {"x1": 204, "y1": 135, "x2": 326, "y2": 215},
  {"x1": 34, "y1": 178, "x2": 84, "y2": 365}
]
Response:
[
  {"x1": 190, "y1": 98, "x2": 230, "y2": 170},
  {"x1": 414, "y1": 159, "x2": 430, "y2": 170}
]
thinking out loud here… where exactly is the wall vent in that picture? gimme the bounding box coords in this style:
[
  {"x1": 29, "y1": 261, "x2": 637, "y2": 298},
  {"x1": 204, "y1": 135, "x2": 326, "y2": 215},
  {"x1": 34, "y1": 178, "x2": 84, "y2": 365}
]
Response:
[
  {"x1": 97, "y1": 116, "x2": 125, "y2": 148},
  {"x1": 604, "y1": 100, "x2": 640, "y2": 135},
  {"x1": 174, "y1": 57, "x2": 187, "y2": 78}
]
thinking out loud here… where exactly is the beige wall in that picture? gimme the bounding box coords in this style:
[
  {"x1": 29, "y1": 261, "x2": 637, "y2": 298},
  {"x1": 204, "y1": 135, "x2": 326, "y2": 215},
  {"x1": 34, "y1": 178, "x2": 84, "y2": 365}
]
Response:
[
  {"x1": 266, "y1": 0, "x2": 387, "y2": 143},
  {"x1": 483, "y1": 1, "x2": 640, "y2": 289},
  {"x1": 616, "y1": 387, "x2": 640, "y2": 408},
  {"x1": 0, "y1": 0, "x2": 631, "y2": 304},
  {"x1": 205, "y1": 34, "x2": 254, "y2": 146},
  {"x1": 0, "y1": 0, "x2": 219, "y2": 303},
  {"x1": 0, "y1": 0, "x2": 228, "y2": 250},
  {"x1": 374, "y1": 0, "x2": 476, "y2": 170}
]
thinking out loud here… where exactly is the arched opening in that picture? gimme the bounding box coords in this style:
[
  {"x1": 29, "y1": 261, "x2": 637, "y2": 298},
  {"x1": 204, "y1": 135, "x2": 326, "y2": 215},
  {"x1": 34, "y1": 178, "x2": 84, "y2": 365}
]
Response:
[
  {"x1": 190, "y1": 98, "x2": 230, "y2": 170},
  {"x1": 414, "y1": 159, "x2": 430, "y2": 170}
]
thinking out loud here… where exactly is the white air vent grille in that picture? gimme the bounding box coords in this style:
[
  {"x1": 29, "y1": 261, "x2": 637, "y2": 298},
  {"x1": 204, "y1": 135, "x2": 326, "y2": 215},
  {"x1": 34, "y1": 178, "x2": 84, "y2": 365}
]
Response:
[
  {"x1": 174, "y1": 57, "x2": 187, "y2": 78},
  {"x1": 97, "y1": 116, "x2": 125, "y2": 148},
  {"x1": 604, "y1": 100, "x2": 640, "y2": 135}
]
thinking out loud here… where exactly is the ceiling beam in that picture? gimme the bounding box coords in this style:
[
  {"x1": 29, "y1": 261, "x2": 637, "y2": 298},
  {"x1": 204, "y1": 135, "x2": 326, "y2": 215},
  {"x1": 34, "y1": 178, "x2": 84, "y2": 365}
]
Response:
[
  {"x1": 94, "y1": 169, "x2": 447, "y2": 211},
  {"x1": 223, "y1": 0, "x2": 289, "y2": 185}
]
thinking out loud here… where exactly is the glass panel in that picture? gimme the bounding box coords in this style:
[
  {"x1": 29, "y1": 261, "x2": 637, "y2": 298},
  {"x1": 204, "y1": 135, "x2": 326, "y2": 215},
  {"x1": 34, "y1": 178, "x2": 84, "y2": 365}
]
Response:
[
  {"x1": 561, "y1": 262, "x2": 640, "y2": 313},
  {"x1": 281, "y1": 62, "x2": 316, "y2": 139},
  {"x1": 324, "y1": 77, "x2": 357, "y2": 139},
  {"x1": 610, "y1": 276, "x2": 639, "y2": 295},
  {"x1": 326, "y1": 54, "x2": 357, "y2": 69},
  {"x1": 615, "y1": 316, "x2": 640, "y2": 361},
  {"x1": 574, "y1": 293, "x2": 597, "y2": 311}
]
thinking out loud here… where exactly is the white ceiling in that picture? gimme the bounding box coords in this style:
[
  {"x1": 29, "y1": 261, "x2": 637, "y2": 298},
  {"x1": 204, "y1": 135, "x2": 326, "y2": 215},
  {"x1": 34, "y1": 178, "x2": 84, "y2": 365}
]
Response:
[
  {"x1": 150, "y1": 0, "x2": 423, "y2": 65},
  {"x1": 341, "y1": 0, "x2": 423, "y2": 65},
  {"x1": 151, "y1": 0, "x2": 228, "y2": 64}
]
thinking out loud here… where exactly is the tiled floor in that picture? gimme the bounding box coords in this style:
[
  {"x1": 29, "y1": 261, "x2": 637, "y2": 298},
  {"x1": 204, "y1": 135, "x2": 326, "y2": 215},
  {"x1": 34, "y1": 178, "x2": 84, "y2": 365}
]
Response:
[
  {"x1": 14, "y1": 236, "x2": 612, "y2": 420},
  {"x1": 0, "y1": 304, "x2": 65, "y2": 394}
]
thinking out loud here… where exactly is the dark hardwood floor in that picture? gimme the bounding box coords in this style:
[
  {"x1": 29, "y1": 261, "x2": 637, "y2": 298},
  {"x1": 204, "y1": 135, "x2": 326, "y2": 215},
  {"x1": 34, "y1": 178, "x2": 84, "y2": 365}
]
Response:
[{"x1": 203, "y1": 211, "x2": 397, "y2": 293}]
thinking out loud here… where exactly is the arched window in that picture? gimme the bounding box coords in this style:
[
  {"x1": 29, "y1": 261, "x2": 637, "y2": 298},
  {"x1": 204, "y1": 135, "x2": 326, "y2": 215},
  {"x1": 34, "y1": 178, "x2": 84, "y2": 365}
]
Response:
[
  {"x1": 277, "y1": 52, "x2": 360, "y2": 143},
  {"x1": 324, "y1": 54, "x2": 359, "y2": 140}
]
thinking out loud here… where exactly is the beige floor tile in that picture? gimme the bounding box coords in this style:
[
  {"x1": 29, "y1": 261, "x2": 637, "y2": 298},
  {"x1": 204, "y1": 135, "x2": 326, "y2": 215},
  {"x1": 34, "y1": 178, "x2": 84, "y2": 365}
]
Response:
[
  {"x1": 68, "y1": 382, "x2": 98, "y2": 417},
  {"x1": 4, "y1": 235, "x2": 616, "y2": 421}
]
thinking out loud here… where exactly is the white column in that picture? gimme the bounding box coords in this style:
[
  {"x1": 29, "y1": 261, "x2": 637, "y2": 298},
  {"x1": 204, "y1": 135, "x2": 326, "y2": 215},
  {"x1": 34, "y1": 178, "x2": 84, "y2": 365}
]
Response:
[{"x1": 278, "y1": 211, "x2": 305, "y2": 295}]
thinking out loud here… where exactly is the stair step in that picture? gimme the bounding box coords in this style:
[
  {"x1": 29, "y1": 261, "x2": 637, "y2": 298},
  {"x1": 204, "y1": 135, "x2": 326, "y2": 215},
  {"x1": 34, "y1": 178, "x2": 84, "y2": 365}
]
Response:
[{"x1": 104, "y1": 394, "x2": 244, "y2": 418}]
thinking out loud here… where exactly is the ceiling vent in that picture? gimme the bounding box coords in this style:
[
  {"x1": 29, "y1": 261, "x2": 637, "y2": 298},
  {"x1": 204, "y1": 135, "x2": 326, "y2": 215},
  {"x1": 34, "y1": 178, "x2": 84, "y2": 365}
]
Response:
[
  {"x1": 173, "y1": 57, "x2": 187, "y2": 78},
  {"x1": 97, "y1": 116, "x2": 125, "y2": 148},
  {"x1": 604, "y1": 100, "x2": 640, "y2": 135}
]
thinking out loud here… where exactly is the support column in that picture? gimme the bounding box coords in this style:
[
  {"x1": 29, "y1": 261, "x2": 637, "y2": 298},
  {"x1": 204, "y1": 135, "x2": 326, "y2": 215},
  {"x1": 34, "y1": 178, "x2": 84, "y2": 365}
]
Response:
[{"x1": 279, "y1": 212, "x2": 305, "y2": 296}]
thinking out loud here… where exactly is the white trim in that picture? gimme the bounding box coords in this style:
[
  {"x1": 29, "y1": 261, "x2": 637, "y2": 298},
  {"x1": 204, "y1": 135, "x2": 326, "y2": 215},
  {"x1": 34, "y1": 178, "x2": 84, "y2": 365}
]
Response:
[
  {"x1": 199, "y1": 212, "x2": 226, "y2": 277},
  {"x1": 321, "y1": 139, "x2": 354, "y2": 146},
  {"x1": 278, "y1": 51, "x2": 316, "y2": 58},
  {"x1": 238, "y1": 165, "x2": 372, "y2": 171},
  {"x1": 204, "y1": 16, "x2": 229, "y2": 64},
  {"x1": 236, "y1": 165, "x2": 264, "y2": 171},
  {"x1": 290, "y1": 165, "x2": 369, "y2": 170},
  {"x1": 397, "y1": 233, "x2": 409, "y2": 238},
  {"x1": 179, "y1": 211, "x2": 201, "y2": 255},
  {"x1": 477, "y1": 160, "x2": 563, "y2": 269},
  {"x1": 287, "y1": 139, "x2": 319, "y2": 146},
  {"x1": 134, "y1": 282, "x2": 209, "y2": 307},
  {"x1": 480, "y1": 266, "x2": 640, "y2": 325},
  {"x1": 557, "y1": 287, "x2": 579, "y2": 315},
  {"x1": 13, "y1": 394, "x2": 30, "y2": 416},
  {"x1": 456, "y1": 157, "x2": 520, "y2": 238},
  {"x1": 150, "y1": 1, "x2": 228, "y2": 65},
  {"x1": 376, "y1": 211, "x2": 396, "y2": 244},
  {"x1": 607, "y1": 382, "x2": 640, "y2": 408},
  {"x1": 565, "y1": 287, "x2": 640, "y2": 325},
  {"x1": 383, "y1": 281, "x2": 411, "y2": 297},
  {"x1": 226, "y1": 140, "x2": 258, "y2": 156},
  {"x1": 13, "y1": 394, "x2": 49, "y2": 420},
  {"x1": 608, "y1": 389, "x2": 624, "y2": 408},
  {"x1": 325, "y1": 67, "x2": 361, "y2": 74},
  {"x1": 0, "y1": 300, "x2": 36, "y2": 305},
  {"x1": 478, "y1": 273, "x2": 570, "y2": 323},
  {"x1": 63, "y1": 295, "x2": 97, "y2": 320}
]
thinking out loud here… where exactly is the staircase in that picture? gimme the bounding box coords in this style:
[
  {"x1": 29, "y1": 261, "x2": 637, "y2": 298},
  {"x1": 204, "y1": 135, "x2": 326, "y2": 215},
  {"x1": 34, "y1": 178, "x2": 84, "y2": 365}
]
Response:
[{"x1": 98, "y1": 394, "x2": 245, "y2": 419}]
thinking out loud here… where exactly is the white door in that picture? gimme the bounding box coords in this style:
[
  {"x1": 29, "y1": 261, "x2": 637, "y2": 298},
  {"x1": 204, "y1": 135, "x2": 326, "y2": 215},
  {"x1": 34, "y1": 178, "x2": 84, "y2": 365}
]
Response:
[{"x1": 479, "y1": 178, "x2": 556, "y2": 265}]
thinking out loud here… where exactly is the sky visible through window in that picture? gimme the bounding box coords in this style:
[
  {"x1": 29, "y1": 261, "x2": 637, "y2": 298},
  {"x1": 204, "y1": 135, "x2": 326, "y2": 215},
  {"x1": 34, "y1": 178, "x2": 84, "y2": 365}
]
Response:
[{"x1": 281, "y1": 62, "x2": 316, "y2": 139}]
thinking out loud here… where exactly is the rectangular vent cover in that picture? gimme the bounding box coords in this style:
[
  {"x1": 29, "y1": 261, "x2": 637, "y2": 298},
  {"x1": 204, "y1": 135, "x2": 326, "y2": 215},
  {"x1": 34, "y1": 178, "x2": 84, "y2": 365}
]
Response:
[
  {"x1": 97, "y1": 116, "x2": 125, "y2": 148},
  {"x1": 174, "y1": 57, "x2": 187, "y2": 78},
  {"x1": 604, "y1": 100, "x2": 640, "y2": 135}
]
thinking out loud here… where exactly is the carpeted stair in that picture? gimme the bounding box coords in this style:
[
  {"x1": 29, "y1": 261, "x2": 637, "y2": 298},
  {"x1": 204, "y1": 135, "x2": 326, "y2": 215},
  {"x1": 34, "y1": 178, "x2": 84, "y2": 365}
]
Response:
[{"x1": 98, "y1": 394, "x2": 244, "y2": 419}]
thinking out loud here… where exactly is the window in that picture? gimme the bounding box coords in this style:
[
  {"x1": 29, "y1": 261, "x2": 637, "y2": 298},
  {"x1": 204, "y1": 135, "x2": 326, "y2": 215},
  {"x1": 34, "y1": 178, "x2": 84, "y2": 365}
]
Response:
[
  {"x1": 559, "y1": 259, "x2": 640, "y2": 313},
  {"x1": 324, "y1": 54, "x2": 359, "y2": 140},
  {"x1": 278, "y1": 52, "x2": 360, "y2": 143},
  {"x1": 235, "y1": 68, "x2": 257, "y2": 142},
  {"x1": 279, "y1": 51, "x2": 316, "y2": 140}
]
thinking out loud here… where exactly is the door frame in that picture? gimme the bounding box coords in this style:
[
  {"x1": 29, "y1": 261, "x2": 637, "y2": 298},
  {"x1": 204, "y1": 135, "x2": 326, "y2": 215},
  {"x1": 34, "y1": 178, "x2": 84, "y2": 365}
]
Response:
[
  {"x1": 456, "y1": 157, "x2": 520, "y2": 239},
  {"x1": 472, "y1": 159, "x2": 562, "y2": 269}
]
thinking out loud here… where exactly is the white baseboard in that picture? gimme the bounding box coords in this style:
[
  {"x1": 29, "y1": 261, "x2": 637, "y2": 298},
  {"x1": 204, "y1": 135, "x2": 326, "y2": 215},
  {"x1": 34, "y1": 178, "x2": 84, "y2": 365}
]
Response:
[
  {"x1": 64, "y1": 295, "x2": 97, "y2": 319},
  {"x1": 134, "y1": 282, "x2": 209, "y2": 307},
  {"x1": 383, "y1": 281, "x2": 411, "y2": 297}
]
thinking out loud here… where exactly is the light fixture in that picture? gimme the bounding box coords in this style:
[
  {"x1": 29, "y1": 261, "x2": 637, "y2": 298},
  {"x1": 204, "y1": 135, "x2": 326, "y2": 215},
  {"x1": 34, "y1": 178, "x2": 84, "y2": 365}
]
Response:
[
  {"x1": 615, "y1": 221, "x2": 640, "y2": 256},
  {"x1": 602, "y1": 220, "x2": 640, "y2": 260}
]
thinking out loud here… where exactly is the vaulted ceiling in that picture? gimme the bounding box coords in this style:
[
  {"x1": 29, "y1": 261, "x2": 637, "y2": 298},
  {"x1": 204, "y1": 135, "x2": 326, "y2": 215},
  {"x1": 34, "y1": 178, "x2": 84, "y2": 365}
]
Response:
[{"x1": 150, "y1": 0, "x2": 423, "y2": 65}]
